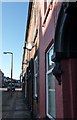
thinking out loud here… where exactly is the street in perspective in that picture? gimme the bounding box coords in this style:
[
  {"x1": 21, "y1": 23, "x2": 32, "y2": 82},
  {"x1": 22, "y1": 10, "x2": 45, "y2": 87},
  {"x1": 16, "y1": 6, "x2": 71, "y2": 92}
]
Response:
[
  {"x1": 2, "y1": 89, "x2": 32, "y2": 119},
  {"x1": 1, "y1": 1, "x2": 77, "y2": 120}
]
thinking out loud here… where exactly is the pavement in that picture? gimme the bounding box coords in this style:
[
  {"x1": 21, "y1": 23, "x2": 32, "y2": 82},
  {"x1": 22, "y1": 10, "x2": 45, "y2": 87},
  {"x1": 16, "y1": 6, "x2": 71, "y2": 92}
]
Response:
[{"x1": 2, "y1": 91, "x2": 32, "y2": 120}]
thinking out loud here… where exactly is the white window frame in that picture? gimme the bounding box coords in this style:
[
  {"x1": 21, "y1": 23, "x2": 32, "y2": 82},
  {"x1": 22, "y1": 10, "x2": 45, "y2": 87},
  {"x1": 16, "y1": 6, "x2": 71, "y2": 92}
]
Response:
[
  {"x1": 34, "y1": 56, "x2": 38, "y2": 97},
  {"x1": 46, "y1": 44, "x2": 56, "y2": 119}
]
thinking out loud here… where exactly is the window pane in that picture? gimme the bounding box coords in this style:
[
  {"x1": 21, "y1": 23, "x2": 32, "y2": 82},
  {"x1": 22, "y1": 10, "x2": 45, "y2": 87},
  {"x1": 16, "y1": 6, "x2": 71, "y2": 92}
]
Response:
[
  {"x1": 47, "y1": 47, "x2": 54, "y2": 71},
  {"x1": 34, "y1": 56, "x2": 38, "y2": 97},
  {"x1": 48, "y1": 72, "x2": 55, "y2": 89},
  {"x1": 48, "y1": 72, "x2": 56, "y2": 118},
  {"x1": 48, "y1": 91, "x2": 56, "y2": 118},
  {"x1": 34, "y1": 76, "x2": 37, "y2": 97},
  {"x1": 34, "y1": 56, "x2": 38, "y2": 74}
]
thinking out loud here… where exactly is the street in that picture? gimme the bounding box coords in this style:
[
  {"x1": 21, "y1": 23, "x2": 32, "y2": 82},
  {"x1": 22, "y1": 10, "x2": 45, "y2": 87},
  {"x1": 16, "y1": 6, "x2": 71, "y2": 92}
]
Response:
[{"x1": 2, "y1": 91, "x2": 32, "y2": 119}]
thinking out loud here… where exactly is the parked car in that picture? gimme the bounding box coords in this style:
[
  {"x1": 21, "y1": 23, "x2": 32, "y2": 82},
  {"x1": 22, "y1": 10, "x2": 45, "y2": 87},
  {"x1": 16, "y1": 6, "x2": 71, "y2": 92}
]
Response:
[
  {"x1": 7, "y1": 84, "x2": 15, "y2": 91},
  {"x1": 7, "y1": 85, "x2": 10, "y2": 91},
  {"x1": 15, "y1": 83, "x2": 21, "y2": 88},
  {"x1": 2, "y1": 84, "x2": 7, "y2": 88},
  {"x1": 12, "y1": 84, "x2": 15, "y2": 91},
  {"x1": 2, "y1": 84, "x2": 5, "y2": 88}
]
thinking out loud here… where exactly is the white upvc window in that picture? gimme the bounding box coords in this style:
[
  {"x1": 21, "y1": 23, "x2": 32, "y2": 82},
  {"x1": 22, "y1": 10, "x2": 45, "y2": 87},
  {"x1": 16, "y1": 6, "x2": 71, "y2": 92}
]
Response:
[
  {"x1": 34, "y1": 56, "x2": 38, "y2": 97},
  {"x1": 46, "y1": 44, "x2": 56, "y2": 119}
]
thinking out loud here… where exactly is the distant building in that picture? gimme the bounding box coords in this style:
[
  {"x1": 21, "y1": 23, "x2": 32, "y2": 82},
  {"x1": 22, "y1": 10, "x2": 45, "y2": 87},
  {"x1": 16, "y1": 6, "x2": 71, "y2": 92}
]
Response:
[{"x1": 0, "y1": 70, "x2": 4, "y2": 88}]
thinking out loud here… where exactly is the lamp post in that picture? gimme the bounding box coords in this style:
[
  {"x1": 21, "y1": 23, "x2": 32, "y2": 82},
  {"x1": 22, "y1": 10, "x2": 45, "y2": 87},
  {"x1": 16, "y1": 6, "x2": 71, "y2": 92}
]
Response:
[{"x1": 3, "y1": 52, "x2": 13, "y2": 96}]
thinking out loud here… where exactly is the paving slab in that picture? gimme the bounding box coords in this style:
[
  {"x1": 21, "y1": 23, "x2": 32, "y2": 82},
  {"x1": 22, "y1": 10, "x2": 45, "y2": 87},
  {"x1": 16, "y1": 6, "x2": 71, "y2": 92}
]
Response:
[{"x1": 2, "y1": 91, "x2": 32, "y2": 119}]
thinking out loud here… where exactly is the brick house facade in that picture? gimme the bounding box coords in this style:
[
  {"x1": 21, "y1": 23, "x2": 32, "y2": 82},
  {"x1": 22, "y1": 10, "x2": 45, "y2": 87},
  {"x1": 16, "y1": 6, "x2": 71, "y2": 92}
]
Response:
[{"x1": 22, "y1": 1, "x2": 77, "y2": 119}]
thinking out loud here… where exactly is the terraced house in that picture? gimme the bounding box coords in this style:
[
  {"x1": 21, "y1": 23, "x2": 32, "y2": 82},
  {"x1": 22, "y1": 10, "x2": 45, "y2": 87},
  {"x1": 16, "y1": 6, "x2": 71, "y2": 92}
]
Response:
[
  {"x1": 0, "y1": 70, "x2": 4, "y2": 88},
  {"x1": 22, "y1": 0, "x2": 77, "y2": 119}
]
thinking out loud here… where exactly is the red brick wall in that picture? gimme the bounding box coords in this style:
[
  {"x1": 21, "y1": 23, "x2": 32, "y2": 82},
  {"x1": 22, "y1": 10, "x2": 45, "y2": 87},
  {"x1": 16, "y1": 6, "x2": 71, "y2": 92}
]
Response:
[
  {"x1": 61, "y1": 59, "x2": 77, "y2": 118},
  {"x1": 38, "y1": 2, "x2": 63, "y2": 118}
]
